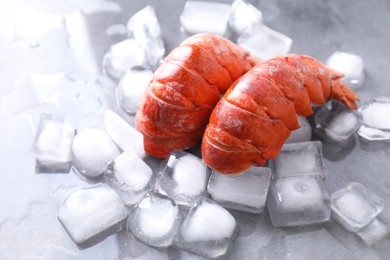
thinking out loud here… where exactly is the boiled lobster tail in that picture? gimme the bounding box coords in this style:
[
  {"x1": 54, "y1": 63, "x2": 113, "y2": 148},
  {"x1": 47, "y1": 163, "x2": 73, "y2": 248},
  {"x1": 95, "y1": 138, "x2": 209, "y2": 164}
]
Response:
[
  {"x1": 136, "y1": 33, "x2": 258, "y2": 158},
  {"x1": 202, "y1": 54, "x2": 359, "y2": 174}
]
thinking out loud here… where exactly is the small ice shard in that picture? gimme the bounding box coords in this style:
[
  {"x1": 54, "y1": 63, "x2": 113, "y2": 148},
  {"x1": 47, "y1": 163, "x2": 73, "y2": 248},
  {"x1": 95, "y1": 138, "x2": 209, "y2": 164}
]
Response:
[
  {"x1": 102, "y1": 39, "x2": 147, "y2": 81},
  {"x1": 127, "y1": 192, "x2": 182, "y2": 247},
  {"x1": 155, "y1": 151, "x2": 209, "y2": 207},
  {"x1": 105, "y1": 152, "x2": 154, "y2": 206},
  {"x1": 180, "y1": 1, "x2": 231, "y2": 36},
  {"x1": 358, "y1": 125, "x2": 390, "y2": 142},
  {"x1": 330, "y1": 182, "x2": 385, "y2": 232},
  {"x1": 326, "y1": 51, "x2": 365, "y2": 89},
  {"x1": 117, "y1": 68, "x2": 153, "y2": 114},
  {"x1": 71, "y1": 128, "x2": 121, "y2": 178},
  {"x1": 105, "y1": 24, "x2": 127, "y2": 36},
  {"x1": 228, "y1": 0, "x2": 263, "y2": 35},
  {"x1": 270, "y1": 141, "x2": 326, "y2": 179},
  {"x1": 315, "y1": 101, "x2": 362, "y2": 142},
  {"x1": 33, "y1": 114, "x2": 76, "y2": 173},
  {"x1": 207, "y1": 167, "x2": 271, "y2": 214},
  {"x1": 57, "y1": 184, "x2": 128, "y2": 247},
  {"x1": 174, "y1": 197, "x2": 238, "y2": 259},
  {"x1": 359, "y1": 97, "x2": 390, "y2": 130},
  {"x1": 237, "y1": 24, "x2": 292, "y2": 60},
  {"x1": 285, "y1": 116, "x2": 312, "y2": 143},
  {"x1": 356, "y1": 218, "x2": 389, "y2": 246},
  {"x1": 103, "y1": 110, "x2": 145, "y2": 158},
  {"x1": 127, "y1": 6, "x2": 165, "y2": 70},
  {"x1": 267, "y1": 175, "x2": 331, "y2": 227}
]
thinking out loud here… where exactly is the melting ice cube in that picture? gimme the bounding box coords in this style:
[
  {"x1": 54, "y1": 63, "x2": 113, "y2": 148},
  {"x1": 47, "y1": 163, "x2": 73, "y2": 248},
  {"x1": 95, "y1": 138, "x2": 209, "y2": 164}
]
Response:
[
  {"x1": 356, "y1": 218, "x2": 389, "y2": 246},
  {"x1": 127, "y1": 192, "x2": 182, "y2": 247},
  {"x1": 71, "y1": 128, "x2": 121, "y2": 178},
  {"x1": 285, "y1": 116, "x2": 312, "y2": 143},
  {"x1": 358, "y1": 125, "x2": 390, "y2": 142},
  {"x1": 207, "y1": 167, "x2": 271, "y2": 214},
  {"x1": 360, "y1": 97, "x2": 390, "y2": 130},
  {"x1": 326, "y1": 51, "x2": 365, "y2": 89},
  {"x1": 228, "y1": 0, "x2": 263, "y2": 35},
  {"x1": 155, "y1": 151, "x2": 209, "y2": 207},
  {"x1": 57, "y1": 184, "x2": 128, "y2": 247},
  {"x1": 237, "y1": 24, "x2": 292, "y2": 60},
  {"x1": 33, "y1": 114, "x2": 75, "y2": 173},
  {"x1": 330, "y1": 182, "x2": 385, "y2": 232},
  {"x1": 180, "y1": 1, "x2": 231, "y2": 36},
  {"x1": 105, "y1": 152, "x2": 154, "y2": 206},
  {"x1": 117, "y1": 68, "x2": 153, "y2": 114},
  {"x1": 174, "y1": 197, "x2": 238, "y2": 259}
]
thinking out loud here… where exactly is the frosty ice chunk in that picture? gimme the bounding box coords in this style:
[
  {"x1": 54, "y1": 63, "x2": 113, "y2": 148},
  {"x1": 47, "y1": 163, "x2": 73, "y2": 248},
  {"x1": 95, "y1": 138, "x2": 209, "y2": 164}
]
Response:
[
  {"x1": 103, "y1": 110, "x2": 145, "y2": 158},
  {"x1": 33, "y1": 114, "x2": 75, "y2": 173},
  {"x1": 180, "y1": 1, "x2": 231, "y2": 36},
  {"x1": 117, "y1": 68, "x2": 153, "y2": 114},
  {"x1": 358, "y1": 125, "x2": 390, "y2": 142},
  {"x1": 285, "y1": 116, "x2": 312, "y2": 144},
  {"x1": 155, "y1": 151, "x2": 209, "y2": 207},
  {"x1": 105, "y1": 152, "x2": 154, "y2": 206},
  {"x1": 71, "y1": 128, "x2": 121, "y2": 178},
  {"x1": 102, "y1": 39, "x2": 147, "y2": 81},
  {"x1": 228, "y1": 0, "x2": 263, "y2": 35},
  {"x1": 57, "y1": 184, "x2": 128, "y2": 247},
  {"x1": 270, "y1": 141, "x2": 326, "y2": 179},
  {"x1": 207, "y1": 167, "x2": 271, "y2": 214},
  {"x1": 330, "y1": 182, "x2": 385, "y2": 232},
  {"x1": 237, "y1": 24, "x2": 292, "y2": 60},
  {"x1": 315, "y1": 101, "x2": 362, "y2": 142},
  {"x1": 356, "y1": 218, "x2": 389, "y2": 246},
  {"x1": 127, "y1": 192, "x2": 182, "y2": 247},
  {"x1": 267, "y1": 175, "x2": 331, "y2": 227},
  {"x1": 326, "y1": 51, "x2": 364, "y2": 89},
  {"x1": 127, "y1": 6, "x2": 165, "y2": 70},
  {"x1": 174, "y1": 197, "x2": 238, "y2": 258},
  {"x1": 360, "y1": 97, "x2": 390, "y2": 130}
]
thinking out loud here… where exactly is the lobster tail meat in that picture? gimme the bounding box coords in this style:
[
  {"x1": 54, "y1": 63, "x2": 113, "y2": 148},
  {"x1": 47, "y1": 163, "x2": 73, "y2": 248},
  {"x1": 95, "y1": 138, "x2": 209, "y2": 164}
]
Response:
[{"x1": 202, "y1": 54, "x2": 359, "y2": 174}]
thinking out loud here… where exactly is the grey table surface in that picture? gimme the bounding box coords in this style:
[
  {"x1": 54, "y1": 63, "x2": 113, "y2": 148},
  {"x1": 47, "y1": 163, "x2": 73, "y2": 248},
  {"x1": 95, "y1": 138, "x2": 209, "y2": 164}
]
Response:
[{"x1": 0, "y1": 0, "x2": 390, "y2": 259}]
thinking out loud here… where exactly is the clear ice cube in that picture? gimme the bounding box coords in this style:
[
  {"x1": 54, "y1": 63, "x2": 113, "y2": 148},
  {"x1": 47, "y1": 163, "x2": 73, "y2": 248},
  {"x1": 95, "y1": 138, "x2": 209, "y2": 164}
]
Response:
[
  {"x1": 330, "y1": 182, "x2": 385, "y2": 232},
  {"x1": 326, "y1": 51, "x2": 365, "y2": 89},
  {"x1": 127, "y1": 6, "x2": 165, "y2": 70},
  {"x1": 180, "y1": 1, "x2": 231, "y2": 36},
  {"x1": 270, "y1": 141, "x2": 326, "y2": 179},
  {"x1": 359, "y1": 97, "x2": 390, "y2": 130},
  {"x1": 237, "y1": 24, "x2": 292, "y2": 60},
  {"x1": 285, "y1": 116, "x2": 312, "y2": 143},
  {"x1": 127, "y1": 192, "x2": 182, "y2": 247},
  {"x1": 356, "y1": 218, "x2": 389, "y2": 246},
  {"x1": 228, "y1": 0, "x2": 263, "y2": 35},
  {"x1": 207, "y1": 167, "x2": 271, "y2": 214},
  {"x1": 155, "y1": 151, "x2": 209, "y2": 207},
  {"x1": 117, "y1": 68, "x2": 153, "y2": 114},
  {"x1": 267, "y1": 175, "x2": 331, "y2": 227},
  {"x1": 71, "y1": 128, "x2": 121, "y2": 178},
  {"x1": 102, "y1": 39, "x2": 147, "y2": 81},
  {"x1": 315, "y1": 101, "x2": 362, "y2": 142},
  {"x1": 174, "y1": 197, "x2": 238, "y2": 259},
  {"x1": 57, "y1": 184, "x2": 128, "y2": 247},
  {"x1": 33, "y1": 114, "x2": 75, "y2": 173}
]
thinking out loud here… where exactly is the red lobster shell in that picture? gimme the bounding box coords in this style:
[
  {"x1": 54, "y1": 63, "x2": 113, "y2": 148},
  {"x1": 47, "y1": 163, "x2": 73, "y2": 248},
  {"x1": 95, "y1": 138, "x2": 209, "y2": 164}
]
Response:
[{"x1": 201, "y1": 54, "x2": 359, "y2": 174}]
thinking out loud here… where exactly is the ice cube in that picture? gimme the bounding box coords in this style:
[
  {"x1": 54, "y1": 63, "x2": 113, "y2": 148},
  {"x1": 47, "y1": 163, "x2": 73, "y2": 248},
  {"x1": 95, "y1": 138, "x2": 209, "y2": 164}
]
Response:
[
  {"x1": 155, "y1": 151, "x2": 209, "y2": 207},
  {"x1": 117, "y1": 68, "x2": 153, "y2": 114},
  {"x1": 207, "y1": 167, "x2": 271, "y2": 214},
  {"x1": 228, "y1": 0, "x2": 263, "y2": 35},
  {"x1": 358, "y1": 125, "x2": 390, "y2": 142},
  {"x1": 237, "y1": 24, "x2": 292, "y2": 60},
  {"x1": 285, "y1": 116, "x2": 312, "y2": 143},
  {"x1": 103, "y1": 110, "x2": 146, "y2": 158},
  {"x1": 105, "y1": 152, "x2": 154, "y2": 206},
  {"x1": 174, "y1": 197, "x2": 238, "y2": 258},
  {"x1": 326, "y1": 51, "x2": 365, "y2": 89},
  {"x1": 127, "y1": 6, "x2": 165, "y2": 70},
  {"x1": 102, "y1": 39, "x2": 147, "y2": 81},
  {"x1": 267, "y1": 175, "x2": 331, "y2": 227},
  {"x1": 57, "y1": 184, "x2": 128, "y2": 247},
  {"x1": 180, "y1": 1, "x2": 231, "y2": 36},
  {"x1": 127, "y1": 192, "x2": 182, "y2": 247},
  {"x1": 270, "y1": 141, "x2": 326, "y2": 179},
  {"x1": 330, "y1": 182, "x2": 385, "y2": 232},
  {"x1": 71, "y1": 128, "x2": 121, "y2": 178},
  {"x1": 359, "y1": 97, "x2": 390, "y2": 130},
  {"x1": 315, "y1": 101, "x2": 362, "y2": 142},
  {"x1": 356, "y1": 218, "x2": 389, "y2": 246},
  {"x1": 33, "y1": 114, "x2": 75, "y2": 173}
]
